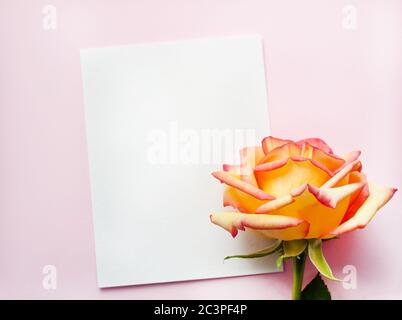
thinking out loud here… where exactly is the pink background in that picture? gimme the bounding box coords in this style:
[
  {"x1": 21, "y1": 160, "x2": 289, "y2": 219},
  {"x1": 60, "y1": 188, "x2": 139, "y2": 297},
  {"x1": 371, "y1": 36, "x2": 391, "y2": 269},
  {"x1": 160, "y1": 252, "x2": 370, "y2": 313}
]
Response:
[{"x1": 1, "y1": 0, "x2": 401, "y2": 299}]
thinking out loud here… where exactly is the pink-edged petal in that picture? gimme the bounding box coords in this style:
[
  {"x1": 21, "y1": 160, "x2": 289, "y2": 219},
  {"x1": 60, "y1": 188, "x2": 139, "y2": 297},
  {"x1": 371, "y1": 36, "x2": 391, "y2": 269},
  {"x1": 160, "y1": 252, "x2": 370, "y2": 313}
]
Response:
[
  {"x1": 264, "y1": 183, "x2": 355, "y2": 238},
  {"x1": 259, "y1": 140, "x2": 345, "y2": 174},
  {"x1": 334, "y1": 150, "x2": 362, "y2": 174},
  {"x1": 222, "y1": 163, "x2": 258, "y2": 186},
  {"x1": 261, "y1": 136, "x2": 293, "y2": 154},
  {"x1": 328, "y1": 183, "x2": 397, "y2": 236},
  {"x1": 291, "y1": 156, "x2": 333, "y2": 177},
  {"x1": 296, "y1": 138, "x2": 333, "y2": 154},
  {"x1": 299, "y1": 142, "x2": 345, "y2": 173},
  {"x1": 307, "y1": 182, "x2": 366, "y2": 208},
  {"x1": 341, "y1": 183, "x2": 369, "y2": 223},
  {"x1": 256, "y1": 221, "x2": 310, "y2": 241},
  {"x1": 255, "y1": 194, "x2": 294, "y2": 213},
  {"x1": 223, "y1": 187, "x2": 245, "y2": 212},
  {"x1": 254, "y1": 158, "x2": 289, "y2": 172},
  {"x1": 223, "y1": 147, "x2": 263, "y2": 187},
  {"x1": 254, "y1": 158, "x2": 332, "y2": 198},
  {"x1": 252, "y1": 181, "x2": 364, "y2": 239},
  {"x1": 210, "y1": 212, "x2": 305, "y2": 237},
  {"x1": 343, "y1": 150, "x2": 361, "y2": 163},
  {"x1": 256, "y1": 182, "x2": 365, "y2": 237},
  {"x1": 348, "y1": 171, "x2": 367, "y2": 191},
  {"x1": 255, "y1": 156, "x2": 333, "y2": 177},
  {"x1": 340, "y1": 171, "x2": 369, "y2": 222},
  {"x1": 223, "y1": 186, "x2": 266, "y2": 213},
  {"x1": 321, "y1": 159, "x2": 360, "y2": 188},
  {"x1": 240, "y1": 174, "x2": 258, "y2": 187},
  {"x1": 212, "y1": 171, "x2": 275, "y2": 200},
  {"x1": 258, "y1": 142, "x2": 301, "y2": 164}
]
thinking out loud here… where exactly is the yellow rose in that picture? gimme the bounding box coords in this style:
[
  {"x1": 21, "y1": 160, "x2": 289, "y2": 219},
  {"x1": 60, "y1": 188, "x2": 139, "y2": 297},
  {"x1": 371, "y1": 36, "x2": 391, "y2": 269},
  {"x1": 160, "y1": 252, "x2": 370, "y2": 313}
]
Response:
[{"x1": 210, "y1": 136, "x2": 397, "y2": 241}]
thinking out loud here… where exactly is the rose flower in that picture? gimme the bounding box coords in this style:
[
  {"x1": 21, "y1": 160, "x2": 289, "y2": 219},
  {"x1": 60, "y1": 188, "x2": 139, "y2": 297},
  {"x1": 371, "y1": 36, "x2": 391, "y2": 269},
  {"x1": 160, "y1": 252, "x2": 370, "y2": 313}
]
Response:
[{"x1": 210, "y1": 136, "x2": 397, "y2": 241}]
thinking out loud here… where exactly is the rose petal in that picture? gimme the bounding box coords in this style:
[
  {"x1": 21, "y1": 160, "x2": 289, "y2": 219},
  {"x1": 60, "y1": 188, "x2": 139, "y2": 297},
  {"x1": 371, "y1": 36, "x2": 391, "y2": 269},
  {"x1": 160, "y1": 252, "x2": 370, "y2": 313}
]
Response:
[
  {"x1": 342, "y1": 150, "x2": 361, "y2": 163},
  {"x1": 223, "y1": 163, "x2": 258, "y2": 186},
  {"x1": 341, "y1": 184, "x2": 369, "y2": 223},
  {"x1": 300, "y1": 143, "x2": 345, "y2": 173},
  {"x1": 259, "y1": 141, "x2": 345, "y2": 174},
  {"x1": 254, "y1": 158, "x2": 289, "y2": 172},
  {"x1": 222, "y1": 147, "x2": 264, "y2": 187},
  {"x1": 261, "y1": 136, "x2": 293, "y2": 154},
  {"x1": 334, "y1": 150, "x2": 361, "y2": 174},
  {"x1": 258, "y1": 142, "x2": 300, "y2": 164},
  {"x1": 210, "y1": 212, "x2": 305, "y2": 237},
  {"x1": 257, "y1": 184, "x2": 354, "y2": 238},
  {"x1": 341, "y1": 171, "x2": 369, "y2": 222},
  {"x1": 291, "y1": 156, "x2": 333, "y2": 176},
  {"x1": 212, "y1": 171, "x2": 275, "y2": 200},
  {"x1": 256, "y1": 221, "x2": 310, "y2": 241},
  {"x1": 328, "y1": 183, "x2": 397, "y2": 236},
  {"x1": 223, "y1": 186, "x2": 266, "y2": 213},
  {"x1": 321, "y1": 159, "x2": 360, "y2": 189},
  {"x1": 307, "y1": 182, "x2": 365, "y2": 209},
  {"x1": 254, "y1": 158, "x2": 331, "y2": 198},
  {"x1": 255, "y1": 194, "x2": 294, "y2": 213},
  {"x1": 296, "y1": 138, "x2": 333, "y2": 154}
]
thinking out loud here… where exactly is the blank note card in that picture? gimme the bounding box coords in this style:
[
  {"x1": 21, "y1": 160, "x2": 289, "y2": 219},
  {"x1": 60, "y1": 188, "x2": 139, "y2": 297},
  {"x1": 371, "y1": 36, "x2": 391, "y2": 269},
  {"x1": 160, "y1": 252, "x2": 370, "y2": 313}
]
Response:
[{"x1": 80, "y1": 36, "x2": 280, "y2": 288}]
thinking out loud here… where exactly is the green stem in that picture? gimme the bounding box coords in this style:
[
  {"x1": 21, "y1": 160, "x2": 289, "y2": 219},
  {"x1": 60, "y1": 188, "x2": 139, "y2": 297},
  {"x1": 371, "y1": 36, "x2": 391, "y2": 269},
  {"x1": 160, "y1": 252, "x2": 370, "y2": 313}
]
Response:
[{"x1": 292, "y1": 251, "x2": 307, "y2": 300}]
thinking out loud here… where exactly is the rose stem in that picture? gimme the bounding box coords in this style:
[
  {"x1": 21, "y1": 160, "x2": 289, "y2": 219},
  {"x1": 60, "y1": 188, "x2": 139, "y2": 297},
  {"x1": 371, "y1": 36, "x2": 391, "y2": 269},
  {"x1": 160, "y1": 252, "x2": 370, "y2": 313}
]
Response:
[{"x1": 292, "y1": 250, "x2": 307, "y2": 300}]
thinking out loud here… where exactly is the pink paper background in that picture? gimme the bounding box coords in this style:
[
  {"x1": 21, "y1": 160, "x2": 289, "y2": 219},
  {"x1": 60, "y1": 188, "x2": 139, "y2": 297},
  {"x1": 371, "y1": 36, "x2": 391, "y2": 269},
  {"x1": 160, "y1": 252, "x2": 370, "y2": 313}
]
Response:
[{"x1": 0, "y1": 0, "x2": 401, "y2": 299}]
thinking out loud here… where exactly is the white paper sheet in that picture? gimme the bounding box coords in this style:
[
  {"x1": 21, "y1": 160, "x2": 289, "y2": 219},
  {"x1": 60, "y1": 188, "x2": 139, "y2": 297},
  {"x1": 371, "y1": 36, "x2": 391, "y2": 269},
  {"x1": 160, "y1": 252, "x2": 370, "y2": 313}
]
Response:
[{"x1": 81, "y1": 36, "x2": 281, "y2": 288}]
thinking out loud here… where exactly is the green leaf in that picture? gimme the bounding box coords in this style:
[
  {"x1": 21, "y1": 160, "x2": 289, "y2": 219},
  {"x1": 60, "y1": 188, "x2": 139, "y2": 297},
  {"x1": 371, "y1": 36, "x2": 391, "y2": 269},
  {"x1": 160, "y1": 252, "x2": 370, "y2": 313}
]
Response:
[
  {"x1": 224, "y1": 240, "x2": 282, "y2": 260},
  {"x1": 301, "y1": 273, "x2": 331, "y2": 300},
  {"x1": 276, "y1": 239, "x2": 307, "y2": 268},
  {"x1": 308, "y1": 239, "x2": 339, "y2": 281}
]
